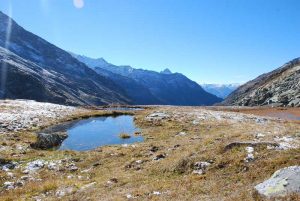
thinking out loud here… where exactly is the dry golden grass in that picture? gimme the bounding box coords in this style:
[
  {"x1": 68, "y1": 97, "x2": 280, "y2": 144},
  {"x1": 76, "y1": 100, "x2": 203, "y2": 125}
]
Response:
[{"x1": 0, "y1": 106, "x2": 299, "y2": 200}]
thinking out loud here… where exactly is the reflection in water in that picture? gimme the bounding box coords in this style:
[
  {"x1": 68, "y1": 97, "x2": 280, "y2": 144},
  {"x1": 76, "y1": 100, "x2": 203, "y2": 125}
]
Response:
[{"x1": 57, "y1": 115, "x2": 143, "y2": 151}]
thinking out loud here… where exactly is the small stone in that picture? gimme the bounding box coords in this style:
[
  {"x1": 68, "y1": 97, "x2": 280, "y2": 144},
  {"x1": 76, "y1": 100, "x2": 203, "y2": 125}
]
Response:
[
  {"x1": 135, "y1": 160, "x2": 143, "y2": 164},
  {"x1": 3, "y1": 181, "x2": 14, "y2": 190},
  {"x1": 255, "y1": 133, "x2": 265, "y2": 138},
  {"x1": 245, "y1": 146, "x2": 254, "y2": 153},
  {"x1": 176, "y1": 132, "x2": 187, "y2": 136},
  {"x1": 192, "y1": 169, "x2": 204, "y2": 175},
  {"x1": 153, "y1": 154, "x2": 166, "y2": 161},
  {"x1": 67, "y1": 163, "x2": 78, "y2": 172},
  {"x1": 25, "y1": 160, "x2": 46, "y2": 173},
  {"x1": 67, "y1": 175, "x2": 74, "y2": 179},
  {"x1": 153, "y1": 191, "x2": 161, "y2": 195},
  {"x1": 245, "y1": 153, "x2": 254, "y2": 162},
  {"x1": 93, "y1": 162, "x2": 101, "y2": 167},
  {"x1": 193, "y1": 161, "x2": 211, "y2": 175},
  {"x1": 108, "y1": 178, "x2": 118, "y2": 184},
  {"x1": 6, "y1": 172, "x2": 14, "y2": 178},
  {"x1": 15, "y1": 180, "x2": 24, "y2": 187},
  {"x1": 2, "y1": 163, "x2": 17, "y2": 171},
  {"x1": 126, "y1": 194, "x2": 133, "y2": 199},
  {"x1": 21, "y1": 176, "x2": 30, "y2": 181},
  {"x1": 55, "y1": 187, "x2": 73, "y2": 197},
  {"x1": 150, "y1": 146, "x2": 159, "y2": 152},
  {"x1": 48, "y1": 162, "x2": 58, "y2": 170}
]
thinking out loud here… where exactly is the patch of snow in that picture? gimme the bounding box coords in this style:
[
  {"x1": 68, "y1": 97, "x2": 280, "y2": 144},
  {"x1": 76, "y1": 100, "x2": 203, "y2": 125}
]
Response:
[{"x1": 0, "y1": 100, "x2": 76, "y2": 134}]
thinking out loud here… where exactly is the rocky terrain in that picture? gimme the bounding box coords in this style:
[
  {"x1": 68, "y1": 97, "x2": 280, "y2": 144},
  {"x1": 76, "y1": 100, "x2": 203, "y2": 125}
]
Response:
[
  {"x1": 222, "y1": 58, "x2": 300, "y2": 107},
  {"x1": 0, "y1": 99, "x2": 77, "y2": 134},
  {"x1": 0, "y1": 100, "x2": 299, "y2": 200}
]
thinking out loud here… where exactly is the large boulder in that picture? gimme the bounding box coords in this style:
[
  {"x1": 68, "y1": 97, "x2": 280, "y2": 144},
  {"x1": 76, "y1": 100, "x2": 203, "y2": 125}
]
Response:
[
  {"x1": 255, "y1": 166, "x2": 300, "y2": 198},
  {"x1": 31, "y1": 132, "x2": 67, "y2": 149}
]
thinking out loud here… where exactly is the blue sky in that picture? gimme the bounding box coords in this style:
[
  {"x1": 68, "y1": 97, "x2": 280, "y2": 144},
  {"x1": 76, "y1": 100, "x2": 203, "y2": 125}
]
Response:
[{"x1": 1, "y1": 0, "x2": 300, "y2": 84}]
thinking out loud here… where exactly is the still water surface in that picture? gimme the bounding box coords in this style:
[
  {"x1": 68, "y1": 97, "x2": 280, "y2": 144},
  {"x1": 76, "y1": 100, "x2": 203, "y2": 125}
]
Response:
[{"x1": 58, "y1": 115, "x2": 143, "y2": 151}]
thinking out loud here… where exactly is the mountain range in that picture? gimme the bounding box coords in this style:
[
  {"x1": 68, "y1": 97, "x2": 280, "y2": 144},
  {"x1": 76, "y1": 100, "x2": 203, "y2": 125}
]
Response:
[
  {"x1": 71, "y1": 53, "x2": 223, "y2": 105},
  {"x1": 0, "y1": 11, "x2": 222, "y2": 106},
  {"x1": 222, "y1": 58, "x2": 300, "y2": 107},
  {"x1": 201, "y1": 83, "x2": 240, "y2": 99}
]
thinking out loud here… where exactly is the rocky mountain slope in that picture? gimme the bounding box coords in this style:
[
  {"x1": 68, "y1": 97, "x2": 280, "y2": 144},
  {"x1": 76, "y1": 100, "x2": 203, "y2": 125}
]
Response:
[
  {"x1": 201, "y1": 83, "x2": 240, "y2": 98},
  {"x1": 0, "y1": 11, "x2": 130, "y2": 105},
  {"x1": 222, "y1": 58, "x2": 300, "y2": 107},
  {"x1": 72, "y1": 54, "x2": 223, "y2": 106}
]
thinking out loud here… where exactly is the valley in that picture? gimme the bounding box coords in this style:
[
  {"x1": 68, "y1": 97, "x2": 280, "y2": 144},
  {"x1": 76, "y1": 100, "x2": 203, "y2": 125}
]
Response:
[{"x1": 0, "y1": 3, "x2": 299, "y2": 201}]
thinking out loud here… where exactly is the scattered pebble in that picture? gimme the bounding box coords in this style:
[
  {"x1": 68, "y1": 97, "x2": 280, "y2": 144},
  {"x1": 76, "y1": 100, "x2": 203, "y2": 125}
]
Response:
[
  {"x1": 153, "y1": 154, "x2": 166, "y2": 161},
  {"x1": 193, "y1": 161, "x2": 211, "y2": 175},
  {"x1": 245, "y1": 146, "x2": 255, "y2": 162}
]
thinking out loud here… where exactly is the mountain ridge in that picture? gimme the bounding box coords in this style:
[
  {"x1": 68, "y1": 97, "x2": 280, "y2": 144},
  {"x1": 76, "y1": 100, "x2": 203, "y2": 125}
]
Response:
[
  {"x1": 71, "y1": 53, "x2": 223, "y2": 106},
  {"x1": 0, "y1": 11, "x2": 131, "y2": 105},
  {"x1": 222, "y1": 58, "x2": 300, "y2": 107},
  {"x1": 0, "y1": 11, "x2": 223, "y2": 106}
]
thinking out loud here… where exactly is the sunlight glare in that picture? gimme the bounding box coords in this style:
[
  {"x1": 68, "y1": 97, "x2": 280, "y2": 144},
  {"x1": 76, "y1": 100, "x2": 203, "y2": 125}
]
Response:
[
  {"x1": 0, "y1": 5, "x2": 12, "y2": 98},
  {"x1": 73, "y1": 0, "x2": 84, "y2": 9}
]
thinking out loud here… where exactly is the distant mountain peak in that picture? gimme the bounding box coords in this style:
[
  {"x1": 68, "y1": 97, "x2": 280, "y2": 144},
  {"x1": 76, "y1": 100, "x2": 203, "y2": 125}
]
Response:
[
  {"x1": 160, "y1": 68, "x2": 172, "y2": 74},
  {"x1": 201, "y1": 83, "x2": 240, "y2": 99},
  {"x1": 69, "y1": 52, "x2": 110, "y2": 69}
]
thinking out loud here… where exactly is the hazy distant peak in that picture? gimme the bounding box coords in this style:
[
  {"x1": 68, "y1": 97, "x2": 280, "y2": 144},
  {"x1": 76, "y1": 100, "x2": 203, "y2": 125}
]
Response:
[
  {"x1": 160, "y1": 68, "x2": 172, "y2": 74},
  {"x1": 69, "y1": 52, "x2": 110, "y2": 69},
  {"x1": 201, "y1": 83, "x2": 240, "y2": 99}
]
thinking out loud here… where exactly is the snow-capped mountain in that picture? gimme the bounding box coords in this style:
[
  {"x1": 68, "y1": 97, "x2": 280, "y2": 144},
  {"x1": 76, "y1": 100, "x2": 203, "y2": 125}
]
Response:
[
  {"x1": 201, "y1": 83, "x2": 240, "y2": 99},
  {"x1": 0, "y1": 11, "x2": 222, "y2": 106},
  {"x1": 0, "y1": 11, "x2": 130, "y2": 105},
  {"x1": 72, "y1": 53, "x2": 223, "y2": 106}
]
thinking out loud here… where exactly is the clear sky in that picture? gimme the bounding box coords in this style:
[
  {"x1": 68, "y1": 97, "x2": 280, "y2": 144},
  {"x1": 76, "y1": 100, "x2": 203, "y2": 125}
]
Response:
[{"x1": 1, "y1": 0, "x2": 300, "y2": 84}]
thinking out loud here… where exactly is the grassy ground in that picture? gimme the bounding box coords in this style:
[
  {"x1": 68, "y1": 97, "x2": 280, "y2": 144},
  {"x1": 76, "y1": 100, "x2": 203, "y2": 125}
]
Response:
[{"x1": 0, "y1": 106, "x2": 299, "y2": 201}]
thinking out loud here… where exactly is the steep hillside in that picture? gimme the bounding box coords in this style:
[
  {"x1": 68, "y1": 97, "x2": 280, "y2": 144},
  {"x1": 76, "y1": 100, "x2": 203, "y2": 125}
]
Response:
[
  {"x1": 223, "y1": 58, "x2": 300, "y2": 107},
  {"x1": 0, "y1": 11, "x2": 130, "y2": 105},
  {"x1": 0, "y1": 47, "x2": 109, "y2": 105},
  {"x1": 72, "y1": 54, "x2": 223, "y2": 106}
]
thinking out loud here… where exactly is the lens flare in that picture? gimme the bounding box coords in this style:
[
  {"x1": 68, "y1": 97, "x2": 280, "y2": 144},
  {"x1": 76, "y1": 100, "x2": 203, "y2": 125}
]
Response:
[
  {"x1": 73, "y1": 0, "x2": 84, "y2": 9},
  {"x1": 0, "y1": 6, "x2": 12, "y2": 98}
]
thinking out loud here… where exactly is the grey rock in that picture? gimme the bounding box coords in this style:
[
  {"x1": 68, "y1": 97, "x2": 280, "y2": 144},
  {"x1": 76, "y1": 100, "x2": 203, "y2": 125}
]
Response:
[
  {"x1": 146, "y1": 112, "x2": 170, "y2": 121},
  {"x1": 24, "y1": 160, "x2": 46, "y2": 173},
  {"x1": 31, "y1": 132, "x2": 67, "y2": 149},
  {"x1": 255, "y1": 166, "x2": 300, "y2": 197},
  {"x1": 3, "y1": 181, "x2": 14, "y2": 190},
  {"x1": 222, "y1": 58, "x2": 300, "y2": 107},
  {"x1": 193, "y1": 161, "x2": 211, "y2": 175},
  {"x1": 153, "y1": 153, "x2": 166, "y2": 161}
]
